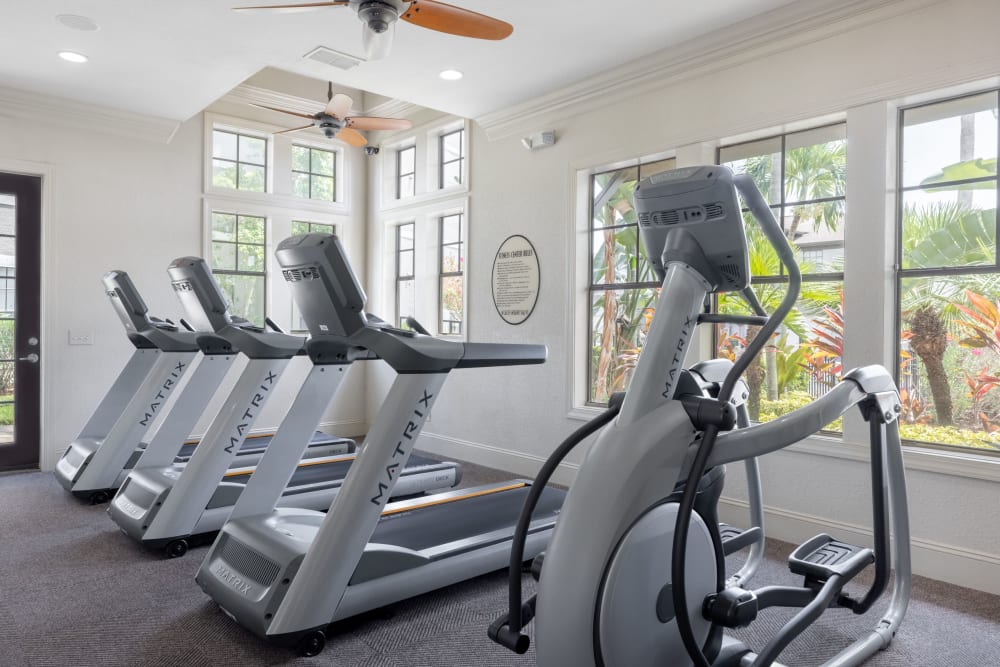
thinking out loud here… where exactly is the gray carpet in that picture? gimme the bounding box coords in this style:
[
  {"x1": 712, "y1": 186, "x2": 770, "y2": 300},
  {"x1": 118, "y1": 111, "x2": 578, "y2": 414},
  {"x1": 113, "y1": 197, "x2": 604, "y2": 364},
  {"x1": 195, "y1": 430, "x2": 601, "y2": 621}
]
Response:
[{"x1": 1, "y1": 459, "x2": 999, "y2": 666}]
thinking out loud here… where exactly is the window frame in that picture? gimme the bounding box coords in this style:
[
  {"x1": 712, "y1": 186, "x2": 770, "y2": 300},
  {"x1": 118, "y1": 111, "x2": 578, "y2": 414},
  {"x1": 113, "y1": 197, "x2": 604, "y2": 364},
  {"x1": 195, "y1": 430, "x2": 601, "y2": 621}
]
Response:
[
  {"x1": 438, "y1": 129, "x2": 465, "y2": 189},
  {"x1": 438, "y1": 213, "x2": 464, "y2": 336},
  {"x1": 211, "y1": 128, "x2": 269, "y2": 193},
  {"x1": 209, "y1": 210, "x2": 268, "y2": 325},
  {"x1": 291, "y1": 144, "x2": 337, "y2": 202},
  {"x1": 395, "y1": 222, "x2": 416, "y2": 328},
  {"x1": 397, "y1": 145, "x2": 416, "y2": 199},
  {"x1": 893, "y1": 88, "x2": 1000, "y2": 456}
]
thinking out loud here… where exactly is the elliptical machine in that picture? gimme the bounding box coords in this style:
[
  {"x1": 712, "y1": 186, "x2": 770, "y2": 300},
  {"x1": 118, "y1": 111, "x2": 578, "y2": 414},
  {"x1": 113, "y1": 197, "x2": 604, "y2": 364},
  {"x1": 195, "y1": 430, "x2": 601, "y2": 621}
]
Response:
[{"x1": 489, "y1": 165, "x2": 910, "y2": 666}]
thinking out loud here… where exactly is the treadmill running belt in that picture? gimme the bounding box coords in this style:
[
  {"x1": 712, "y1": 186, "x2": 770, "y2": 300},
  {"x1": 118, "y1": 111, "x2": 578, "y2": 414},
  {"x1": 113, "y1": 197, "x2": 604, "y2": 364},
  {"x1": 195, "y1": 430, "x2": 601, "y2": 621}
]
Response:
[
  {"x1": 176, "y1": 430, "x2": 340, "y2": 459},
  {"x1": 222, "y1": 453, "x2": 444, "y2": 486},
  {"x1": 370, "y1": 485, "x2": 564, "y2": 554}
]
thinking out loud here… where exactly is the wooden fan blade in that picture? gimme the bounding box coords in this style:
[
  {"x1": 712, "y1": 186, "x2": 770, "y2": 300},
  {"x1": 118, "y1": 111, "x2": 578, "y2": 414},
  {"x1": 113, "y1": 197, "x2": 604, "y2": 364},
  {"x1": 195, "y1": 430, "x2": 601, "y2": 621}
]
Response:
[
  {"x1": 249, "y1": 102, "x2": 316, "y2": 121},
  {"x1": 275, "y1": 125, "x2": 313, "y2": 134},
  {"x1": 325, "y1": 93, "x2": 353, "y2": 119},
  {"x1": 233, "y1": 1, "x2": 348, "y2": 11},
  {"x1": 336, "y1": 127, "x2": 368, "y2": 147},
  {"x1": 345, "y1": 116, "x2": 413, "y2": 131},
  {"x1": 400, "y1": 0, "x2": 513, "y2": 40}
]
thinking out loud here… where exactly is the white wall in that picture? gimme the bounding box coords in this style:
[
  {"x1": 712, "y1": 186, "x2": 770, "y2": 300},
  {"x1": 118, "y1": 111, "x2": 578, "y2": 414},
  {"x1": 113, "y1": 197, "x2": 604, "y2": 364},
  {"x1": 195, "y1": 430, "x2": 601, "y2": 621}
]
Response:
[{"x1": 395, "y1": 0, "x2": 1000, "y2": 593}]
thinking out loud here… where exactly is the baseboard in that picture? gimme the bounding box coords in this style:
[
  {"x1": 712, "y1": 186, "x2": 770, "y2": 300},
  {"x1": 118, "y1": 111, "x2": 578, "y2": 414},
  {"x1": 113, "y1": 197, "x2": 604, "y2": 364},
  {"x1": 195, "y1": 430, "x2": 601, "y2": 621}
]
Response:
[
  {"x1": 419, "y1": 431, "x2": 580, "y2": 486},
  {"x1": 719, "y1": 497, "x2": 1000, "y2": 596}
]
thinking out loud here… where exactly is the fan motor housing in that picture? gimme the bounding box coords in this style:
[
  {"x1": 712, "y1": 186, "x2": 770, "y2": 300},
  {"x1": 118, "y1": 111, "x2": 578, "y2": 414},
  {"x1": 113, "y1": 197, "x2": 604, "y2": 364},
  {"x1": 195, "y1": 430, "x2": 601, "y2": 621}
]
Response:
[{"x1": 358, "y1": 1, "x2": 399, "y2": 33}]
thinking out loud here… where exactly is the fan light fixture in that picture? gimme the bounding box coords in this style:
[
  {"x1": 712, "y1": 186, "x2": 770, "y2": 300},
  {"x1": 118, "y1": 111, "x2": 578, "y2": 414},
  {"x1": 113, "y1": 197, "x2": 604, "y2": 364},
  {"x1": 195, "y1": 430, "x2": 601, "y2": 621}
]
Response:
[
  {"x1": 439, "y1": 69, "x2": 463, "y2": 81},
  {"x1": 58, "y1": 51, "x2": 88, "y2": 63}
]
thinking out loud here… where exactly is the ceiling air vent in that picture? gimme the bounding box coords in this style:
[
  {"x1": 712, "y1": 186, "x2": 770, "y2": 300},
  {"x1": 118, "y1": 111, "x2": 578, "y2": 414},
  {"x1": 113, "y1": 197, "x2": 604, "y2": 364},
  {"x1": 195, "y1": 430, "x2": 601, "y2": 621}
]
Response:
[{"x1": 304, "y1": 46, "x2": 363, "y2": 71}]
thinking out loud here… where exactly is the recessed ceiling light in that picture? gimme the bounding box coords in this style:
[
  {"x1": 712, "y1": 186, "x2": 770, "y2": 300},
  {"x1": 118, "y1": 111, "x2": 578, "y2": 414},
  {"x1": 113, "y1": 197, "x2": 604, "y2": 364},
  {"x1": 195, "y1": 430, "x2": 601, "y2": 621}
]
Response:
[
  {"x1": 439, "y1": 69, "x2": 463, "y2": 81},
  {"x1": 56, "y1": 14, "x2": 99, "y2": 32},
  {"x1": 58, "y1": 51, "x2": 88, "y2": 63}
]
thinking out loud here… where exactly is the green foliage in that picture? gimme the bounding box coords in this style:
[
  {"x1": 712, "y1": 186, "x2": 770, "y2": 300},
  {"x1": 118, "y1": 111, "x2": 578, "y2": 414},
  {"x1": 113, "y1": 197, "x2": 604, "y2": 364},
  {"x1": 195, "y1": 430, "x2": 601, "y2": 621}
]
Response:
[
  {"x1": 898, "y1": 422, "x2": 999, "y2": 450},
  {"x1": 758, "y1": 390, "x2": 843, "y2": 431},
  {"x1": 920, "y1": 157, "x2": 997, "y2": 188},
  {"x1": 0, "y1": 396, "x2": 11, "y2": 426}
]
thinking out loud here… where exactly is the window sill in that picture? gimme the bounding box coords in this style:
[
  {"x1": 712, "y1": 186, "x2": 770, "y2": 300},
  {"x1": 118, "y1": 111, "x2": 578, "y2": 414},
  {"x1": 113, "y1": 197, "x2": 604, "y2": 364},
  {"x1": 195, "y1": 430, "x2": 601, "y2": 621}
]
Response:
[{"x1": 381, "y1": 185, "x2": 468, "y2": 213}]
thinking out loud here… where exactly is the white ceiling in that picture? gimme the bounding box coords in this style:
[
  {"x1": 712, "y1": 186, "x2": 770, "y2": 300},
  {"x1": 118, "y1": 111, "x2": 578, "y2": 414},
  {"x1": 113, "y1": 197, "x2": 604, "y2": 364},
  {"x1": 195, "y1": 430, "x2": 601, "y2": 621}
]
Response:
[{"x1": 0, "y1": 0, "x2": 800, "y2": 122}]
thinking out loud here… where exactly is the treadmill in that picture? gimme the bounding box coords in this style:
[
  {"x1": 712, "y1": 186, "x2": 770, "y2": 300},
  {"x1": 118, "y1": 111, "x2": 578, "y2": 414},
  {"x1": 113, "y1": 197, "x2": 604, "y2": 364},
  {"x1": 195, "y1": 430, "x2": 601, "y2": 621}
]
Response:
[
  {"x1": 54, "y1": 270, "x2": 349, "y2": 503},
  {"x1": 109, "y1": 257, "x2": 460, "y2": 557},
  {"x1": 195, "y1": 233, "x2": 564, "y2": 656}
]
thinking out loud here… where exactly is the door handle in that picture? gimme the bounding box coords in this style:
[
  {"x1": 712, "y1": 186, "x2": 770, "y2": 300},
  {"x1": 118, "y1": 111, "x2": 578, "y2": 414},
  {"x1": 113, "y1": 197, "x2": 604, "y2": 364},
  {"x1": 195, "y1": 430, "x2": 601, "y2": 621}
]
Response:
[{"x1": 18, "y1": 353, "x2": 39, "y2": 364}]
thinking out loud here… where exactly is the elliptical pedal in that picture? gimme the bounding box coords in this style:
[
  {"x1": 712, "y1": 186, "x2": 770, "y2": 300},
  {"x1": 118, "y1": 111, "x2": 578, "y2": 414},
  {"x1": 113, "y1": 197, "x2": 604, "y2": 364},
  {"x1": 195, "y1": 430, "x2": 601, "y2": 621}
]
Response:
[
  {"x1": 718, "y1": 522, "x2": 763, "y2": 556},
  {"x1": 788, "y1": 533, "x2": 874, "y2": 585}
]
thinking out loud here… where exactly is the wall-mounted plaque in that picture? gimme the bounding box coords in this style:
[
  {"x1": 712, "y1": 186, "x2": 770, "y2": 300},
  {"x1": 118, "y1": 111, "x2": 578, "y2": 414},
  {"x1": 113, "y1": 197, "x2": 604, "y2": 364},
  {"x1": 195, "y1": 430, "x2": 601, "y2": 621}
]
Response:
[{"x1": 492, "y1": 234, "x2": 540, "y2": 325}]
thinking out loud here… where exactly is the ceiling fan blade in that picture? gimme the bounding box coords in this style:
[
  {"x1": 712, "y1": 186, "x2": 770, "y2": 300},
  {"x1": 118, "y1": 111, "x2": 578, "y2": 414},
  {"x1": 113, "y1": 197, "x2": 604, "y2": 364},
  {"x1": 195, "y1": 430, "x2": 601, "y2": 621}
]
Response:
[
  {"x1": 275, "y1": 125, "x2": 314, "y2": 134},
  {"x1": 345, "y1": 116, "x2": 413, "y2": 131},
  {"x1": 233, "y1": 1, "x2": 348, "y2": 12},
  {"x1": 336, "y1": 127, "x2": 368, "y2": 147},
  {"x1": 325, "y1": 93, "x2": 354, "y2": 119},
  {"x1": 400, "y1": 0, "x2": 513, "y2": 40},
  {"x1": 249, "y1": 102, "x2": 316, "y2": 121}
]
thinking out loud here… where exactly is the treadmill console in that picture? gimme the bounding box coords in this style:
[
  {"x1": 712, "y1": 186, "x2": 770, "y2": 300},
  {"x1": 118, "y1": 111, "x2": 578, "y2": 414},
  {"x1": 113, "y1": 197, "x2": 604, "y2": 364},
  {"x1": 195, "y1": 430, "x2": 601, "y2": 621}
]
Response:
[
  {"x1": 275, "y1": 233, "x2": 368, "y2": 338},
  {"x1": 166, "y1": 257, "x2": 233, "y2": 333},
  {"x1": 102, "y1": 270, "x2": 154, "y2": 334}
]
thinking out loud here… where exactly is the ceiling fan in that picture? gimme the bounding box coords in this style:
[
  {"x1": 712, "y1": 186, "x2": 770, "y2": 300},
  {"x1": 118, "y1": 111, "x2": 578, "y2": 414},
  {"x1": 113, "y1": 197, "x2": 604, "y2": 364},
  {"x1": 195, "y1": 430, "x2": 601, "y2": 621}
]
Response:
[
  {"x1": 234, "y1": 0, "x2": 513, "y2": 60},
  {"x1": 252, "y1": 82, "x2": 413, "y2": 146}
]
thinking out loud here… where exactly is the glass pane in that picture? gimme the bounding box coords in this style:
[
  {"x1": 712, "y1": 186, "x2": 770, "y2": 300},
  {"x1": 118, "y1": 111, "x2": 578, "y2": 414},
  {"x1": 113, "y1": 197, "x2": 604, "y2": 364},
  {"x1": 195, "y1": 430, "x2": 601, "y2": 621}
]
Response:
[
  {"x1": 398, "y1": 249, "x2": 414, "y2": 277},
  {"x1": 442, "y1": 160, "x2": 462, "y2": 187},
  {"x1": 442, "y1": 245, "x2": 461, "y2": 273},
  {"x1": 212, "y1": 242, "x2": 236, "y2": 271},
  {"x1": 899, "y1": 276, "x2": 1000, "y2": 451},
  {"x1": 784, "y1": 126, "x2": 847, "y2": 202},
  {"x1": 399, "y1": 174, "x2": 415, "y2": 198},
  {"x1": 786, "y1": 200, "x2": 845, "y2": 274},
  {"x1": 239, "y1": 164, "x2": 266, "y2": 192},
  {"x1": 211, "y1": 160, "x2": 237, "y2": 189},
  {"x1": 398, "y1": 223, "x2": 414, "y2": 251},
  {"x1": 592, "y1": 167, "x2": 638, "y2": 228},
  {"x1": 639, "y1": 158, "x2": 676, "y2": 179},
  {"x1": 292, "y1": 173, "x2": 310, "y2": 199},
  {"x1": 312, "y1": 222, "x2": 334, "y2": 235},
  {"x1": 742, "y1": 212, "x2": 782, "y2": 277},
  {"x1": 311, "y1": 175, "x2": 334, "y2": 201},
  {"x1": 901, "y1": 185, "x2": 997, "y2": 269},
  {"x1": 440, "y1": 275, "x2": 464, "y2": 335},
  {"x1": 720, "y1": 137, "x2": 782, "y2": 205},
  {"x1": 0, "y1": 194, "x2": 15, "y2": 235},
  {"x1": 442, "y1": 131, "x2": 462, "y2": 162},
  {"x1": 212, "y1": 212, "x2": 236, "y2": 242},
  {"x1": 0, "y1": 357, "x2": 13, "y2": 444},
  {"x1": 902, "y1": 92, "x2": 998, "y2": 188},
  {"x1": 212, "y1": 130, "x2": 237, "y2": 161},
  {"x1": 441, "y1": 215, "x2": 461, "y2": 244},
  {"x1": 398, "y1": 146, "x2": 415, "y2": 175},
  {"x1": 397, "y1": 278, "x2": 416, "y2": 326},
  {"x1": 589, "y1": 287, "x2": 659, "y2": 404},
  {"x1": 217, "y1": 274, "x2": 265, "y2": 326},
  {"x1": 239, "y1": 135, "x2": 267, "y2": 166},
  {"x1": 291, "y1": 221, "x2": 310, "y2": 236},
  {"x1": 312, "y1": 148, "x2": 334, "y2": 177},
  {"x1": 0, "y1": 267, "x2": 15, "y2": 317},
  {"x1": 592, "y1": 227, "x2": 642, "y2": 285},
  {"x1": 717, "y1": 280, "x2": 844, "y2": 431},
  {"x1": 238, "y1": 216, "x2": 265, "y2": 243},
  {"x1": 237, "y1": 243, "x2": 265, "y2": 272},
  {"x1": 291, "y1": 145, "x2": 310, "y2": 172},
  {"x1": 0, "y1": 320, "x2": 14, "y2": 363}
]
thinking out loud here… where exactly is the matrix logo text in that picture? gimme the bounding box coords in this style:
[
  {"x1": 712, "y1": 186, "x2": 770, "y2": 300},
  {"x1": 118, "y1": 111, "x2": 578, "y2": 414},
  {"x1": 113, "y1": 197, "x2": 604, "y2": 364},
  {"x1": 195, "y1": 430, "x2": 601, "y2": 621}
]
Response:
[
  {"x1": 370, "y1": 389, "x2": 434, "y2": 505},
  {"x1": 225, "y1": 371, "x2": 278, "y2": 454},
  {"x1": 139, "y1": 361, "x2": 186, "y2": 426}
]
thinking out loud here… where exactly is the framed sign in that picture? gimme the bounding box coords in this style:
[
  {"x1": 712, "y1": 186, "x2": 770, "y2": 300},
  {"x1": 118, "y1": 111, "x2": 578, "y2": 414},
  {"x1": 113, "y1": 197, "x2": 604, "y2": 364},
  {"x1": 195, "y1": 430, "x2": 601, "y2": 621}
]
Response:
[{"x1": 492, "y1": 234, "x2": 540, "y2": 325}]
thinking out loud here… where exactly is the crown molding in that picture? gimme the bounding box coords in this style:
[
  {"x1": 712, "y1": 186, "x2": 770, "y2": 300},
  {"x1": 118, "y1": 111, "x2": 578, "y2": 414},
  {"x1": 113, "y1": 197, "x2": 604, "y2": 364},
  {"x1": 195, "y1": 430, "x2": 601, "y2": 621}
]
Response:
[
  {"x1": 475, "y1": 0, "x2": 941, "y2": 141},
  {"x1": 223, "y1": 83, "x2": 421, "y2": 120},
  {"x1": 364, "y1": 97, "x2": 421, "y2": 120},
  {"x1": 0, "y1": 85, "x2": 180, "y2": 144}
]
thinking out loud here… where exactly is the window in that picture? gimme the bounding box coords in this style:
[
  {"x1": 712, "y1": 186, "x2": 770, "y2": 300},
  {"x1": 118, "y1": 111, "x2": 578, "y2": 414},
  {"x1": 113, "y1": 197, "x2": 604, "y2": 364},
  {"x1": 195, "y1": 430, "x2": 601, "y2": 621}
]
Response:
[
  {"x1": 897, "y1": 90, "x2": 1000, "y2": 451},
  {"x1": 397, "y1": 146, "x2": 416, "y2": 199},
  {"x1": 396, "y1": 223, "x2": 416, "y2": 327},
  {"x1": 211, "y1": 212, "x2": 267, "y2": 325},
  {"x1": 212, "y1": 130, "x2": 267, "y2": 192},
  {"x1": 291, "y1": 145, "x2": 336, "y2": 202},
  {"x1": 717, "y1": 124, "x2": 847, "y2": 429},
  {"x1": 439, "y1": 214, "x2": 464, "y2": 335},
  {"x1": 289, "y1": 221, "x2": 336, "y2": 331},
  {"x1": 439, "y1": 129, "x2": 464, "y2": 188},
  {"x1": 588, "y1": 158, "x2": 675, "y2": 404}
]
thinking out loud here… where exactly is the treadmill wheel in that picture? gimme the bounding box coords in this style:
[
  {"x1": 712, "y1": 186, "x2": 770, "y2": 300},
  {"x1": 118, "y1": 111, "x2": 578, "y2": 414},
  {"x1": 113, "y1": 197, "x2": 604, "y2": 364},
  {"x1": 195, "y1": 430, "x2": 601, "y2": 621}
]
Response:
[
  {"x1": 89, "y1": 490, "x2": 110, "y2": 505},
  {"x1": 297, "y1": 630, "x2": 326, "y2": 657},
  {"x1": 164, "y1": 539, "x2": 188, "y2": 559}
]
